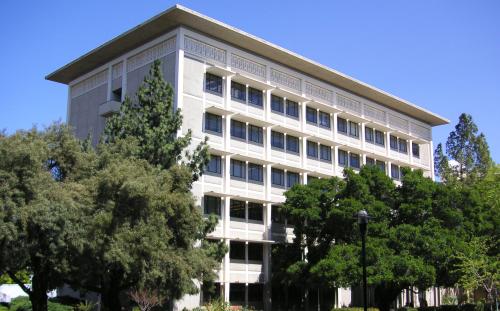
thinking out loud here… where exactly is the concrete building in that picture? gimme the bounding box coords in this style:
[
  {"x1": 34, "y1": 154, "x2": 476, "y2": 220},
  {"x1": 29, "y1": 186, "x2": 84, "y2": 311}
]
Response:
[{"x1": 46, "y1": 5, "x2": 449, "y2": 310}]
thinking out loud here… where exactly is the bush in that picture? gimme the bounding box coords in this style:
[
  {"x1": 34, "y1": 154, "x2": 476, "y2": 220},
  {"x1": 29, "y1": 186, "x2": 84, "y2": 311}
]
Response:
[{"x1": 8, "y1": 297, "x2": 74, "y2": 311}]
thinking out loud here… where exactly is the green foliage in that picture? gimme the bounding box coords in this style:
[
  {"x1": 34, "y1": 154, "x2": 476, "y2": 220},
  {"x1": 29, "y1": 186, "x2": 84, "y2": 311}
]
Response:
[
  {"x1": 104, "y1": 59, "x2": 209, "y2": 181},
  {"x1": 0, "y1": 271, "x2": 30, "y2": 285},
  {"x1": 435, "y1": 113, "x2": 493, "y2": 183},
  {"x1": 8, "y1": 297, "x2": 73, "y2": 311},
  {"x1": 331, "y1": 308, "x2": 379, "y2": 311}
]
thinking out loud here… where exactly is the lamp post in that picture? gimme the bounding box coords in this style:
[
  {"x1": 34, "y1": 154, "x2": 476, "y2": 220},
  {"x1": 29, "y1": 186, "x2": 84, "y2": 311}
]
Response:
[{"x1": 358, "y1": 210, "x2": 369, "y2": 311}]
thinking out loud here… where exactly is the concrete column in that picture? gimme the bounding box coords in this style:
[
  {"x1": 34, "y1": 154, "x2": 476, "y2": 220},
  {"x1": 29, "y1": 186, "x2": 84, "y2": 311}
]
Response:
[
  {"x1": 301, "y1": 137, "x2": 307, "y2": 168},
  {"x1": 225, "y1": 115, "x2": 232, "y2": 152},
  {"x1": 333, "y1": 112, "x2": 338, "y2": 142},
  {"x1": 265, "y1": 127, "x2": 271, "y2": 162},
  {"x1": 334, "y1": 145, "x2": 339, "y2": 176},
  {"x1": 386, "y1": 131, "x2": 391, "y2": 156},
  {"x1": 265, "y1": 164, "x2": 272, "y2": 202},
  {"x1": 303, "y1": 172, "x2": 308, "y2": 185},
  {"x1": 387, "y1": 161, "x2": 392, "y2": 178},
  {"x1": 224, "y1": 75, "x2": 231, "y2": 110},
  {"x1": 223, "y1": 197, "x2": 231, "y2": 303},
  {"x1": 224, "y1": 155, "x2": 231, "y2": 194},
  {"x1": 265, "y1": 90, "x2": 271, "y2": 121},
  {"x1": 362, "y1": 153, "x2": 367, "y2": 166},
  {"x1": 300, "y1": 102, "x2": 306, "y2": 132},
  {"x1": 408, "y1": 139, "x2": 413, "y2": 164},
  {"x1": 361, "y1": 122, "x2": 366, "y2": 149},
  {"x1": 429, "y1": 141, "x2": 435, "y2": 181}
]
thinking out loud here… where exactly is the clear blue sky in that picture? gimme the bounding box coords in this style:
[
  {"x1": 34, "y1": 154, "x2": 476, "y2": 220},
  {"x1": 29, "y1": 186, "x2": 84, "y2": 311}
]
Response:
[{"x1": 1, "y1": 0, "x2": 499, "y2": 162}]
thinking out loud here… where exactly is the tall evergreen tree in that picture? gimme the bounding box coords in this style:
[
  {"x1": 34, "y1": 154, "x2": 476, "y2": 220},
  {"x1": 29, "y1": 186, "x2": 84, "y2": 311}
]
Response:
[{"x1": 436, "y1": 113, "x2": 493, "y2": 182}]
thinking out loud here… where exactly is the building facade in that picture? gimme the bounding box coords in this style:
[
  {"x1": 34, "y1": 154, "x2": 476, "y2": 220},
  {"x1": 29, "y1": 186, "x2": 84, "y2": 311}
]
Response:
[{"x1": 46, "y1": 5, "x2": 449, "y2": 310}]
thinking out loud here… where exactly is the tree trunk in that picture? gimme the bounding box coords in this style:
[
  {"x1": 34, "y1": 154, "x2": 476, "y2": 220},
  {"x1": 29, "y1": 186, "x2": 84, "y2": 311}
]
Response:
[
  {"x1": 101, "y1": 287, "x2": 122, "y2": 311},
  {"x1": 30, "y1": 270, "x2": 48, "y2": 311}
]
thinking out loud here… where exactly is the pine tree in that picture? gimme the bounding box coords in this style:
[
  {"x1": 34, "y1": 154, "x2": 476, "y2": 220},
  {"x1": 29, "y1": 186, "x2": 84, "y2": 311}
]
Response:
[{"x1": 435, "y1": 113, "x2": 492, "y2": 183}]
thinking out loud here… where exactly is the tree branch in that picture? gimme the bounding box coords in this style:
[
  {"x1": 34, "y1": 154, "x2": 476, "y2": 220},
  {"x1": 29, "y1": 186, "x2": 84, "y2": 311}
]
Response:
[{"x1": 6, "y1": 271, "x2": 31, "y2": 295}]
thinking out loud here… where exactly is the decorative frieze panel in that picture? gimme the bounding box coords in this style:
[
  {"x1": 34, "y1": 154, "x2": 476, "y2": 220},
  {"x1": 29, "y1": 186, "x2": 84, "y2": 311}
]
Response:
[
  {"x1": 337, "y1": 94, "x2": 361, "y2": 113},
  {"x1": 364, "y1": 105, "x2": 386, "y2": 123},
  {"x1": 389, "y1": 114, "x2": 409, "y2": 132},
  {"x1": 305, "y1": 82, "x2": 333, "y2": 103},
  {"x1": 410, "y1": 122, "x2": 431, "y2": 140},
  {"x1": 112, "y1": 62, "x2": 123, "y2": 79},
  {"x1": 270, "y1": 68, "x2": 301, "y2": 92},
  {"x1": 127, "y1": 37, "x2": 176, "y2": 73},
  {"x1": 184, "y1": 36, "x2": 226, "y2": 65},
  {"x1": 71, "y1": 70, "x2": 108, "y2": 98},
  {"x1": 231, "y1": 54, "x2": 266, "y2": 80}
]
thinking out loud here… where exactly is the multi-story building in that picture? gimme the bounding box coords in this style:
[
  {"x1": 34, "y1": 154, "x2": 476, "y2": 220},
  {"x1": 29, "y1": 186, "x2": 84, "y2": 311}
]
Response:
[{"x1": 46, "y1": 5, "x2": 449, "y2": 310}]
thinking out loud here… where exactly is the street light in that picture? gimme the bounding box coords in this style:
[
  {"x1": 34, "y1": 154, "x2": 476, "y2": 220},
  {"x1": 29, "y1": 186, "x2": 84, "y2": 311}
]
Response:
[{"x1": 358, "y1": 210, "x2": 369, "y2": 311}]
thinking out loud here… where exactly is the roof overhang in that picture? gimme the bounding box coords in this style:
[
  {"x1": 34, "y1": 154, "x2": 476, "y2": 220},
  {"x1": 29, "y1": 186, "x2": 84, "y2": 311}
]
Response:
[{"x1": 45, "y1": 4, "x2": 449, "y2": 126}]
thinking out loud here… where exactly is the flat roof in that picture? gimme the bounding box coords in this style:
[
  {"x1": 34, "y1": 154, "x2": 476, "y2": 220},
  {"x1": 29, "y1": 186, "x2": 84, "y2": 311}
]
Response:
[{"x1": 46, "y1": 4, "x2": 448, "y2": 126}]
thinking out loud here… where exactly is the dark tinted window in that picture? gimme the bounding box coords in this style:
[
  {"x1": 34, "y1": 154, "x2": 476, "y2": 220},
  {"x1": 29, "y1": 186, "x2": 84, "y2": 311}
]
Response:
[
  {"x1": 306, "y1": 107, "x2": 317, "y2": 123},
  {"x1": 286, "y1": 135, "x2": 299, "y2": 153},
  {"x1": 271, "y1": 131, "x2": 285, "y2": 149},
  {"x1": 230, "y1": 241, "x2": 245, "y2": 260},
  {"x1": 229, "y1": 284, "x2": 245, "y2": 303},
  {"x1": 390, "y1": 135, "x2": 398, "y2": 150},
  {"x1": 248, "y1": 87, "x2": 263, "y2": 106},
  {"x1": 376, "y1": 160, "x2": 386, "y2": 172},
  {"x1": 375, "y1": 130, "x2": 385, "y2": 146},
  {"x1": 286, "y1": 100, "x2": 299, "y2": 118},
  {"x1": 205, "y1": 113, "x2": 222, "y2": 133},
  {"x1": 207, "y1": 155, "x2": 222, "y2": 174},
  {"x1": 271, "y1": 95, "x2": 284, "y2": 113},
  {"x1": 337, "y1": 117, "x2": 347, "y2": 134},
  {"x1": 230, "y1": 159, "x2": 246, "y2": 179},
  {"x1": 412, "y1": 143, "x2": 420, "y2": 158},
  {"x1": 248, "y1": 284, "x2": 263, "y2": 304},
  {"x1": 320, "y1": 145, "x2": 331, "y2": 161},
  {"x1": 271, "y1": 205, "x2": 285, "y2": 224},
  {"x1": 248, "y1": 125, "x2": 263, "y2": 144},
  {"x1": 391, "y1": 164, "x2": 400, "y2": 179},
  {"x1": 365, "y1": 127, "x2": 374, "y2": 143},
  {"x1": 248, "y1": 163, "x2": 263, "y2": 182},
  {"x1": 338, "y1": 149, "x2": 348, "y2": 167},
  {"x1": 307, "y1": 141, "x2": 318, "y2": 158},
  {"x1": 230, "y1": 199, "x2": 245, "y2": 219},
  {"x1": 205, "y1": 73, "x2": 222, "y2": 94},
  {"x1": 350, "y1": 153, "x2": 360, "y2": 169},
  {"x1": 231, "y1": 81, "x2": 246, "y2": 101},
  {"x1": 349, "y1": 121, "x2": 359, "y2": 138},
  {"x1": 204, "y1": 196, "x2": 221, "y2": 216},
  {"x1": 287, "y1": 172, "x2": 300, "y2": 188},
  {"x1": 271, "y1": 168, "x2": 285, "y2": 186},
  {"x1": 248, "y1": 202, "x2": 263, "y2": 221},
  {"x1": 319, "y1": 111, "x2": 330, "y2": 128},
  {"x1": 366, "y1": 157, "x2": 375, "y2": 166},
  {"x1": 231, "y1": 119, "x2": 246, "y2": 139},
  {"x1": 248, "y1": 243, "x2": 263, "y2": 261},
  {"x1": 399, "y1": 139, "x2": 408, "y2": 154}
]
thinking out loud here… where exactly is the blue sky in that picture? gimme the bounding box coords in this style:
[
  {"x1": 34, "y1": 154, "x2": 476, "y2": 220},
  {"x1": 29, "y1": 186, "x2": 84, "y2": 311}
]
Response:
[{"x1": 1, "y1": 0, "x2": 499, "y2": 162}]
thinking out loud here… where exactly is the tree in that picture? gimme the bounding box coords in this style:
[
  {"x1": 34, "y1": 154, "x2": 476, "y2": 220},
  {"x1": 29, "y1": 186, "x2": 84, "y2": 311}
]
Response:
[
  {"x1": 278, "y1": 166, "x2": 463, "y2": 311},
  {"x1": 454, "y1": 237, "x2": 499, "y2": 304},
  {"x1": 0, "y1": 124, "x2": 93, "y2": 311},
  {"x1": 435, "y1": 113, "x2": 493, "y2": 183},
  {"x1": 129, "y1": 288, "x2": 164, "y2": 311},
  {"x1": 104, "y1": 59, "x2": 209, "y2": 181},
  {"x1": 66, "y1": 60, "x2": 225, "y2": 311}
]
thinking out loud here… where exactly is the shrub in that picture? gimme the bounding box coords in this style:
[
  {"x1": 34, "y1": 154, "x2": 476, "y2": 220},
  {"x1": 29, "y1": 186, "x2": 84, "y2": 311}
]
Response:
[{"x1": 9, "y1": 297, "x2": 74, "y2": 311}]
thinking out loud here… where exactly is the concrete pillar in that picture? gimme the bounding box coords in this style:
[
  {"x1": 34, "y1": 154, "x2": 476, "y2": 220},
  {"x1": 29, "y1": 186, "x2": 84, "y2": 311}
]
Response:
[{"x1": 386, "y1": 131, "x2": 391, "y2": 156}]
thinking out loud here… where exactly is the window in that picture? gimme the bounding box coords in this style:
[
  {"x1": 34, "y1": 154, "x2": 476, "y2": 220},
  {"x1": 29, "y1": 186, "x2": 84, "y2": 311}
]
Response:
[
  {"x1": 230, "y1": 200, "x2": 246, "y2": 219},
  {"x1": 337, "y1": 117, "x2": 348, "y2": 134},
  {"x1": 205, "y1": 73, "x2": 222, "y2": 94},
  {"x1": 391, "y1": 164, "x2": 400, "y2": 180},
  {"x1": 248, "y1": 125, "x2": 263, "y2": 144},
  {"x1": 306, "y1": 107, "x2": 317, "y2": 124},
  {"x1": 338, "y1": 149, "x2": 348, "y2": 167},
  {"x1": 205, "y1": 113, "x2": 222, "y2": 133},
  {"x1": 376, "y1": 160, "x2": 386, "y2": 172},
  {"x1": 365, "y1": 127, "x2": 374, "y2": 143},
  {"x1": 349, "y1": 121, "x2": 359, "y2": 138},
  {"x1": 204, "y1": 196, "x2": 221, "y2": 216},
  {"x1": 207, "y1": 155, "x2": 222, "y2": 174},
  {"x1": 248, "y1": 284, "x2": 263, "y2": 304},
  {"x1": 390, "y1": 135, "x2": 398, "y2": 150},
  {"x1": 319, "y1": 111, "x2": 331, "y2": 128},
  {"x1": 248, "y1": 87, "x2": 263, "y2": 106},
  {"x1": 248, "y1": 163, "x2": 263, "y2": 182},
  {"x1": 248, "y1": 243, "x2": 263, "y2": 261},
  {"x1": 375, "y1": 130, "x2": 385, "y2": 146},
  {"x1": 112, "y1": 88, "x2": 122, "y2": 101},
  {"x1": 366, "y1": 157, "x2": 375, "y2": 166},
  {"x1": 287, "y1": 172, "x2": 300, "y2": 188},
  {"x1": 271, "y1": 131, "x2": 284, "y2": 149},
  {"x1": 231, "y1": 120, "x2": 246, "y2": 140},
  {"x1": 271, "y1": 95, "x2": 284, "y2": 113},
  {"x1": 286, "y1": 135, "x2": 299, "y2": 153},
  {"x1": 307, "y1": 175, "x2": 319, "y2": 183},
  {"x1": 230, "y1": 159, "x2": 246, "y2": 179},
  {"x1": 412, "y1": 143, "x2": 420, "y2": 158},
  {"x1": 230, "y1": 241, "x2": 245, "y2": 260},
  {"x1": 399, "y1": 139, "x2": 408, "y2": 154},
  {"x1": 248, "y1": 202, "x2": 263, "y2": 222},
  {"x1": 350, "y1": 153, "x2": 360, "y2": 169},
  {"x1": 231, "y1": 81, "x2": 246, "y2": 101},
  {"x1": 271, "y1": 168, "x2": 285, "y2": 187},
  {"x1": 271, "y1": 205, "x2": 285, "y2": 224},
  {"x1": 229, "y1": 283, "x2": 245, "y2": 303},
  {"x1": 286, "y1": 100, "x2": 299, "y2": 118},
  {"x1": 320, "y1": 145, "x2": 331, "y2": 161},
  {"x1": 307, "y1": 141, "x2": 318, "y2": 158}
]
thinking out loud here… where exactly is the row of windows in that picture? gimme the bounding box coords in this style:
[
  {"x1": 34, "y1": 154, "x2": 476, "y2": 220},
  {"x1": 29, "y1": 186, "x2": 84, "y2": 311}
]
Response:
[
  {"x1": 230, "y1": 241, "x2": 263, "y2": 261},
  {"x1": 204, "y1": 196, "x2": 264, "y2": 222},
  {"x1": 202, "y1": 282, "x2": 263, "y2": 305},
  {"x1": 206, "y1": 73, "x2": 265, "y2": 107},
  {"x1": 207, "y1": 156, "x2": 264, "y2": 182}
]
